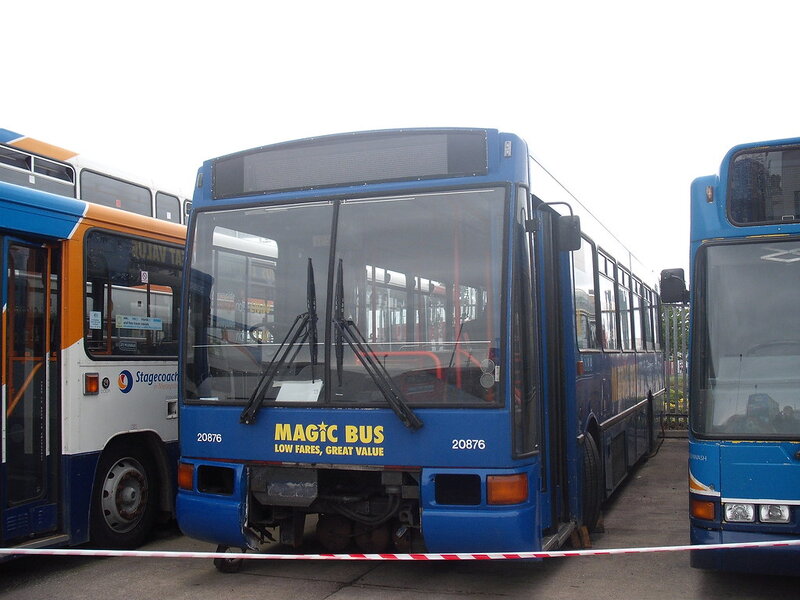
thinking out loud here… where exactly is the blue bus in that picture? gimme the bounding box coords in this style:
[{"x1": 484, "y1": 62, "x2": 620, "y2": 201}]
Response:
[
  {"x1": 0, "y1": 180, "x2": 185, "y2": 553},
  {"x1": 662, "y1": 137, "x2": 800, "y2": 575},
  {"x1": 176, "y1": 129, "x2": 665, "y2": 570}
]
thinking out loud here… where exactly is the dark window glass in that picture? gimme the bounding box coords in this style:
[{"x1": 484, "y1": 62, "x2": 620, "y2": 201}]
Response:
[
  {"x1": 0, "y1": 145, "x2": 31, "y2": 170},
  {"x1": 618, "y1": 269, "x2": 633, "y2": 350},
  {"x1": 6, "y1": 244, "x2": 48, "y2": 504},
  {"x1": 0, "y1": 146, "x2": 75, "y2": 196},
  {"x1": 81, "y1": 171, "x2": 151, "y2": 216},
  {"x1": 156, "y1": 191, "x2": 181, "y2": 223},
  {"x1": 33, "y1": 157, "x2": 74, "y2": 182},
  {"x1": 573, "y1": 239, "x2": 599, "y2": 349},
  {"x1": 729, "y1": 147, "x2": 800, "y2": 225},
  {"x1": 185, "y1": 188, "x2": 506, "y2": 408},
  {"x1": 650, "y1": 291, "x2": 661, "y2": 351},
  {"x1": 692, "y1": 241, "x2": 800, "y2": 438},
  {"x1": 642, "y1": 291, "x2": 654, "y2": 350},
  {"x1": 631, "y1": 279, "x2": 644, "y2": 350},
  {"x1": 598, "y1": 263, "x2": 618, "y2": 350},
  {"x1": 84, "y1": 230, "x2": 184, "y2": 358}
]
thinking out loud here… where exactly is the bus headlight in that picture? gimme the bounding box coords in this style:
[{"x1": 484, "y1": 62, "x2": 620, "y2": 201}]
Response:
[
  {"x1": 759, "y1": 504, "x2": 790, "y2": 523},
  {"x1": 724, "y1": 502, "x2": 755, "y2": 522}
]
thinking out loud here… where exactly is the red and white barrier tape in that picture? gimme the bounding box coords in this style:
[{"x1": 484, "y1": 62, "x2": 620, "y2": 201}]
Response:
[{"x1": 3, "y1": 539, "x2": 800, "y2": 561}]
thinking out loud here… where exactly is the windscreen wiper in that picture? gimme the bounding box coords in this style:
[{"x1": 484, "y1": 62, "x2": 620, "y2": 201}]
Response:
[
  {"x1": 333, "y1": 259, "x2": 423, "y2": 431},
  {"x1": 240, "y1": 258, "x2": 319, "y2": 425}
]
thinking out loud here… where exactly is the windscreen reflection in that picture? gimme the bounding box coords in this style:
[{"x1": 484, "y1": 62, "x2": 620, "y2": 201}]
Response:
[
  {"x1": 185, "y1": 189, "x2": 506, "y2": 408},
  {"x1": 694, "y1": 241, "x2": 800, "y2": 437},
  {"x1": 185, "y1": 202, "x2": 331, "y2": 407}
]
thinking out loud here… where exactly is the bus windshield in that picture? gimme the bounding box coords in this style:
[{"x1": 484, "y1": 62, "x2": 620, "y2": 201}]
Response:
[
  {"x1": 185, "y1": 188, "x2": 506, "y2": 408},
  {"x1": 692, "y1": 240, "x2": 800, "y2": 437}
]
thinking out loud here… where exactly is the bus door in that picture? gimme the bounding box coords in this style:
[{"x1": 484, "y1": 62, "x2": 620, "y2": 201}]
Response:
[
  {"x1": 535, "y1": 209, "x2": 570, "y2": 527},
  {"x1": 1, "y1": 238, "x2": 61, "y2": 544}
]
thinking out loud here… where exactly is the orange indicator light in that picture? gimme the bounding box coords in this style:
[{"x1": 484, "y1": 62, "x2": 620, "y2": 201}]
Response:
[{"x1": 487, "y1": 473, "x2": 528, "y2": 505}]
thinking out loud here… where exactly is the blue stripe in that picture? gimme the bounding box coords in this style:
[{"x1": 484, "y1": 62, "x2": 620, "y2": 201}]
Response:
[
  {"x1": 0, "y1": 128, "x2": 23, "y2": 143},
  {"x1": 0, "y1": 180, "x2": 85, "y2": 239}
]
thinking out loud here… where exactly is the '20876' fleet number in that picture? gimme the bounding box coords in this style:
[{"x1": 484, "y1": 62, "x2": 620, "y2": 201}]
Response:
[
  {"x1": 452, "y1": 439, "x2": 486, "y2": 450},
  {"x1": 197, "y1": 433, "x2": 223, "y2": 443}
]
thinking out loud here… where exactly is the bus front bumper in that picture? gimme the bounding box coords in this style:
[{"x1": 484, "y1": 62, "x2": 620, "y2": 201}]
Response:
[{"x1": 691, "y1": 526, "x2": 800, "y2": 575}]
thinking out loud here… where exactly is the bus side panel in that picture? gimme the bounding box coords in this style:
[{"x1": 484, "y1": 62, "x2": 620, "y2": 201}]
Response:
[
  {"x1": 62, "y1": 451, "x2": 102, "y2": 546},
  {"x1": 60, "y1": 211, "x2": 180, "y2": 456},
  {"x1": 579, "y1": 351, "x2": 660, "y2": 497},
  {"x1": 60, "y1": 343, "x2": 178, "y2": 456}
]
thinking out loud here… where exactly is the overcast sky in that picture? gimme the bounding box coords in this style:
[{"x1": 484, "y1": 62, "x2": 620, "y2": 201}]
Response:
[{"x1": 4, "y1": 0, "x2": 798, "y2": 277}]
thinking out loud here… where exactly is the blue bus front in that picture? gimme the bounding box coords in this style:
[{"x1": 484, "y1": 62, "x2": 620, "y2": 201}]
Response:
[
  {"x1": 687, "y1": 139, "x2": 800, "y2": 575},
  {"x1": 177, "y1": 130, "x2": 553, "y2": 553}
]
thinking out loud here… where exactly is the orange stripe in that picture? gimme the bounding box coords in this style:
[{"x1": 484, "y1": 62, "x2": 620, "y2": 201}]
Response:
[
  {"x1": 10, "y1": 137, "x2": 78, "y2": 161},
  {"x1": 689, "y1": 471, "x2": 718, "y2": 496},
  {"x1": 7, "y1": 360, "x2": 44, "y2": 418}
]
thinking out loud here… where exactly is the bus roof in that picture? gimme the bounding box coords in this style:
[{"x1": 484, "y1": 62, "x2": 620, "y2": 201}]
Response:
[
  {"x1": 0, "y1": 127, "x2": 78, "y2": 161},
  {"x1": 722, "y1": 135, "x2": 800, "y2": 163}
]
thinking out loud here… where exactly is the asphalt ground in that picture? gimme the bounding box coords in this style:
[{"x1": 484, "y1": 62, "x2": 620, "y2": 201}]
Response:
[{"x1": 2, "y1": 436, "x2": 800, "y2": 599}]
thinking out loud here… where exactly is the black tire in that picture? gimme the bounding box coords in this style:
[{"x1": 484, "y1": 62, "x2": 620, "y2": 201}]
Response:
[
  {"x1": 214, "y1": 545, "x2": 245, "y2": 573},
  {"x1": 90, "y1": 440, "x2": 158, "y2": 549},
  {"x1": 581, "y1": 432, "x2": 603, "y2": 531}
]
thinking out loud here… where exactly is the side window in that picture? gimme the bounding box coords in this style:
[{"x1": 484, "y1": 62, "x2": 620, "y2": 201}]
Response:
[
  {"x1": 0, "y1": 146, "x2": 76, "y2": 197},
  {"x1": 573, "y1": 238, "x2": 599, "y2": 349},
  {"x1": 631, "y1": 278, "x2": 644, "y2": 350},
  {"x1": 156, "y1": 192, "x2": 181, "y2": 223},
  {"x1": 80, "y1": 170, "x2": 152, "y2": 217},
  {"x1": 651, "y1": 292, "x2": 662, "y2": 351},
  {"x1": 598, "y1": 253, "x2": 618, "y2": 350},
  {"x1": 84, "y1": 230, "x2": 184, "y2": 358},
  {"x1": 618, "y1": 268, "x2": 633, "y2": 350},
  {"x1": 642, "y1": 289, "x2": 655, "y2": 350}
]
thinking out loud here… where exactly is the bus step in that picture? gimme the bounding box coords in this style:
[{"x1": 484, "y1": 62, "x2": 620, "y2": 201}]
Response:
[{"x1": 542, "y1": 522, "x2": 577, "y2": 551}]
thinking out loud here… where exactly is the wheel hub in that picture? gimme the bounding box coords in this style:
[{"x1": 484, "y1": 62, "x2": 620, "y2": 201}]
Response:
[{"x1": 101, "y1": 457, "x2": 149, "y2": 532}]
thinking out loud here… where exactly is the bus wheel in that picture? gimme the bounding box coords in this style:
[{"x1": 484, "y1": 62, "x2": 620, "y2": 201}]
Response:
[
  {"x1": 582, "y1": 432, "x2": 603, "y2": 531},
  {"x1": 90, "y1": 441, "x2": 157, "y2": 549},
  {"x1": 214, "y1": 545, "x2": 245, "y2": 573}
]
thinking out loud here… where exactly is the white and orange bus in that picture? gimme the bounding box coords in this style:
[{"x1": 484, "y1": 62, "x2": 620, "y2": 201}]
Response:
[
  {"x1": 0, "y1": 127, "x2": 191, "y2": 224},
  {"x1": 1, "y1": 179, "x2": 185, "y2": 551}
]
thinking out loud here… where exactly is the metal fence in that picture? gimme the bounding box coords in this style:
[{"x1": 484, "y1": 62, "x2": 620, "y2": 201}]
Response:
[{"x1": 662, "y1": 305, "x2": 689, "y2": 430}]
